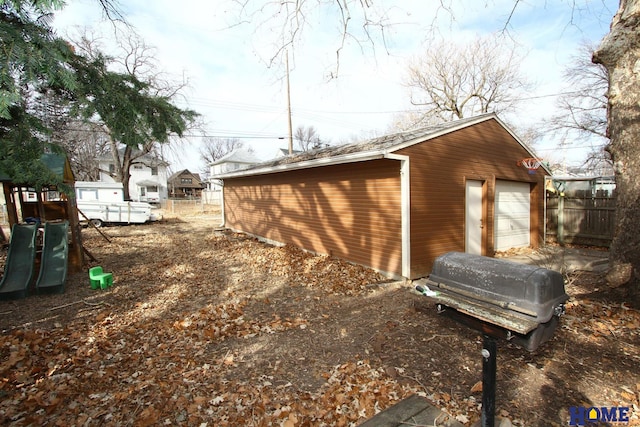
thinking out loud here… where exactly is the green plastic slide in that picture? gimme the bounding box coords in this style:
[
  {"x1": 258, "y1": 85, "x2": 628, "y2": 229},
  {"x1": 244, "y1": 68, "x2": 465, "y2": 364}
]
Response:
[
  {"x1": 36, "y1": 221, "x2": 69, "y2": 295},
  {"x1": 0, "y1": 224, "x2": 38, "y2": 300}
]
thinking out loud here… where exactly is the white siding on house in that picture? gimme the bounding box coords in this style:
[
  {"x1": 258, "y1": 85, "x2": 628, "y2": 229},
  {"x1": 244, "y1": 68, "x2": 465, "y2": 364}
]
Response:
[
  {"x1": 208, "y1": 148, "x2": 260, "y2": 191},
  {"x1": 98, "y1": 157, "x2": 168, "y2": 203}
]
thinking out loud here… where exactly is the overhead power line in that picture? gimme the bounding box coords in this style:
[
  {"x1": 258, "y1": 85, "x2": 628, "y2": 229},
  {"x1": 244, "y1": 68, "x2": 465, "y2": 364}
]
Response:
[
  {"x1": 60, "y1": 126, "x2": 285, "y2": 140},
  {"x1": 181, "y1": 134, "x2": 286, "y2": 139},
  {"x1": 185, "y1": 89, "x2": 592, "y2": 116}
]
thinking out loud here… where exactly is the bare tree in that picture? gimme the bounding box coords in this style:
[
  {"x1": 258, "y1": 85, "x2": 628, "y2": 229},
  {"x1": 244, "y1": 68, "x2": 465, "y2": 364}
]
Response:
[
  {"x1": 65, "y1": 27, "x2": 195, "y2": 199},
  {"x1": 387, "y1": 110, "x2": 442, "y2": 132},
  {"x1": 200, "y1": 137, "x2": 245, "y2": 165},
  {"x1": 228, "y1": 0, "x2": 400, "y2": 77},
  {"x1": 71, "y1": 27, "x2": 188, "y2": 98},
  {"x1": 115, "y1": 31, "x2": 189, "y2": 99},
  {"x1": 546, "y1": 42, "x2": 611, "y2": 175},
  {"x1": 294, "y1": 125, "x2": 327, "y2": 151},
  {"x1": 55, "y1": 120, "x2": 111, "y2": 181},
  {"x1": 404, "y1": 35, "x2": 531, "y2": 123},
  {"x1": 552, "y1": 43, "x2": 608, "y2": 140}
]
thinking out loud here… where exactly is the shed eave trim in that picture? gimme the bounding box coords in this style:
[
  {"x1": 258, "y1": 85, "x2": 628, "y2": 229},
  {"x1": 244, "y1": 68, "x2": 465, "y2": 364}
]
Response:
[{"x1": 213, "y1": 150, "x2": 387, "y2": 179}]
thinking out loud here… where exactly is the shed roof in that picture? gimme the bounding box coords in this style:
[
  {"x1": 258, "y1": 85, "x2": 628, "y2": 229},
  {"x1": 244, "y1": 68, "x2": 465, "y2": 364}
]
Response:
[{"x1": 213, "y1": 113, "x2": 549, "y2": 179}]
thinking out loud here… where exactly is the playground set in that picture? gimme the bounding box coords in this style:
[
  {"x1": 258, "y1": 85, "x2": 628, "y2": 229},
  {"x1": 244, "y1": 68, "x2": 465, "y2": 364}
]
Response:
[{"x1": 0, "y1": 153, "x2": 84, "y2": 300}]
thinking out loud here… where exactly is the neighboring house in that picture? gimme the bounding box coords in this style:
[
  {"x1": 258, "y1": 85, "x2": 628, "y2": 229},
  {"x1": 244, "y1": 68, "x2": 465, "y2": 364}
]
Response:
[
  {"x1": 97, "y1": 151, "x2": 169, "y2": 203},
  {"x1": 208, "y1": 148, "x2": 261, "y2": 191},
  {"x1": 212, "y1": 113, "x2": 551, "y2": 279},
  {"x1": 168, "y1": 169, "x2": 206, "y2": 198},
  {"x1": 273, "y1": 148, "x2": 303, "y2": 158}
]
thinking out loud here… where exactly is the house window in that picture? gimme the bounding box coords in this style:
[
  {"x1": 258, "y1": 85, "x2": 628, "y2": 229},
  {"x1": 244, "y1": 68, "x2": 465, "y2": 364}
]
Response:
[
  {"x1": 133, "y1": 165, "x2": 143, "y2": 170},
  {"x1": 147, "y1": 186, "x2": 158, "y2": 192},
  {"x1": 151, "y1": 166, "x2": 158, "y2": 176},
  {"x1": 109, "y1": 164, "x2": 115, "y2": 174},
  {"x1": 181, "y1": 178, "x2": 193, "y2": 184}
]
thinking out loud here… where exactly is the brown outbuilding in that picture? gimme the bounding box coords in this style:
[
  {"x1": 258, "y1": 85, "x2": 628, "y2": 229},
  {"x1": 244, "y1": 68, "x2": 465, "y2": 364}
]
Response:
[{"x1": 213, "y1": 113, "x2": 550, "y2": 279}]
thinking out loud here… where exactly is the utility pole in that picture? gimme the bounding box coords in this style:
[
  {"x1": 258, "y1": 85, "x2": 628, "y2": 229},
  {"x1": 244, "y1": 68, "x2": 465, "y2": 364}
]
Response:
[{"x1": 286, "y1": 50, "x2": 293, "y2": 155}]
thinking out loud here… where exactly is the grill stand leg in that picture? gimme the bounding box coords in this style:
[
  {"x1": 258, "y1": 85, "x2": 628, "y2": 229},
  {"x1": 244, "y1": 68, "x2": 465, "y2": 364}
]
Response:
[{"x1": 481, "y1": 334, "x2": 496, "y2": 427}]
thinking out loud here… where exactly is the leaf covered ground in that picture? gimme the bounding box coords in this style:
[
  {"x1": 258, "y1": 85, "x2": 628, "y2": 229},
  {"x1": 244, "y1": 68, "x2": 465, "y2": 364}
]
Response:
[{"x1": 0, "y1": 215, "x2": 639, "y2": 426}]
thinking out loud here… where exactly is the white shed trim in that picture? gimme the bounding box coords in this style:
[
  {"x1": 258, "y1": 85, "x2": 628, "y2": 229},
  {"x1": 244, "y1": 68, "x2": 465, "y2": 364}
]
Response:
[{"x1": 384, "y1": 153, "x2": 411, "y2": 278}]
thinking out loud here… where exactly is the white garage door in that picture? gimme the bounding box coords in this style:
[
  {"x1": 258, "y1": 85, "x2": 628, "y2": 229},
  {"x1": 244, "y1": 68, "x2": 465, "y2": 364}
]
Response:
[{"x1": 494, "y1": 181, "x2": 530, "y2": 251}]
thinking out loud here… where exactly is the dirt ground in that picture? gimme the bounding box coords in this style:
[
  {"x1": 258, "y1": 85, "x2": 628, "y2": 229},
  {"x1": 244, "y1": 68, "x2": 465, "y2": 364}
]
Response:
[{"x1": 0, "y1": 215, "x2": 639, "y2": 426}]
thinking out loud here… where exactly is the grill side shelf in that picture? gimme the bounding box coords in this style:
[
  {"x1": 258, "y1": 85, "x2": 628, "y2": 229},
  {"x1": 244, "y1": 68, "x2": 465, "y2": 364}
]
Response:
[
  {"x1": 420, "y1": 282, "x2": 541, "y2": 335},
  {"x1": 425, "y1": 279, "x2": 539, "y2": 317}
]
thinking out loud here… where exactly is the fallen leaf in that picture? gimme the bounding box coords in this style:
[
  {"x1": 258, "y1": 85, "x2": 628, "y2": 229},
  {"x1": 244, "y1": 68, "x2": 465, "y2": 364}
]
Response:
[
  {"x1": 620, "y1": 391, "x2": 635, "y2": 401},
  {"x1": 471, "y1": 381, "x2": 483, "y2": 393},
  {"x1": 283, "y1": 413, "x2": 298, "y2": 427}
]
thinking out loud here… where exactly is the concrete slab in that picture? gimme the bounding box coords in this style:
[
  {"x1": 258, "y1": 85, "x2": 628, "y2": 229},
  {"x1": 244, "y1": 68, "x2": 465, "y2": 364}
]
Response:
[
  {"x1": 358, "y1": 394, "x2": 464, "y2": 427},
  {"x1": 503, "y1": 246, "x2": 609, "y2": 273}
]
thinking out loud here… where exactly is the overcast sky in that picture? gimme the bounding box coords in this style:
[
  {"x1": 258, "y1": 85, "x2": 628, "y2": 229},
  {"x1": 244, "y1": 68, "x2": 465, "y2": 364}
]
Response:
[{"x1": 53, "y1": 0, "x2": 617, "y2": 174}]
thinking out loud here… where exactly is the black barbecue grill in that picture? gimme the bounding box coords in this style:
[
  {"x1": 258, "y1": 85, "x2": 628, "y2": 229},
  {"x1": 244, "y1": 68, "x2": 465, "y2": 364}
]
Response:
[
  {"x1": 420, "y1": 251, "x2": 569, "y2": 351},
  {"x1": 415, "y1": 252, "x2": 569, "y2": 427}
]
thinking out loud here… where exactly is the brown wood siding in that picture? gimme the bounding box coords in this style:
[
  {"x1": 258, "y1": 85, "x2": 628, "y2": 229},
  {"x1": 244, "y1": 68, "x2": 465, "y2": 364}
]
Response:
[
  {"x1": 397, "y1": 119, "x2": 546, "y2": 277},
  {"x1": 224, "y1": 159, "x2": 403, "y2": 276}
]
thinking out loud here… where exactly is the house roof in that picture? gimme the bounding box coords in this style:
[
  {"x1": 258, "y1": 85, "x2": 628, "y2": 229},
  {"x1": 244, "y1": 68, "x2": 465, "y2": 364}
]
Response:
[
  {"x1": 274, "y1": 148, "x2": 303, "y2": 157},
  {"x1": 168, "y1": 169, "x2": 202, "y2": 182},
  {"x1": 210, "y1": 147, "x2": 261, "y2": 166},
  {"x1": 213, "y1": 113, "x2": 550, "y2": 179}
]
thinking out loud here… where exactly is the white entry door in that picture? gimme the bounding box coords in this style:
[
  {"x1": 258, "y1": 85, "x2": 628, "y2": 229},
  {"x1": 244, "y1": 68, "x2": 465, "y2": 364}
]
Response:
[{"x1": 465, "y1": 180, "x2": 483, "y2": 255}]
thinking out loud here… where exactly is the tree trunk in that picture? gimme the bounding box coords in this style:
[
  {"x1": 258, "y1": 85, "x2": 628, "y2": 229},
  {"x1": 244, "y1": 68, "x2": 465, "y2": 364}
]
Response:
[
  {"x1": 593, "y1": 0, "x2": 640, "y2": 303},
  {"x1": 121, "y1": 147, "x2": 133, "y2": 201}
]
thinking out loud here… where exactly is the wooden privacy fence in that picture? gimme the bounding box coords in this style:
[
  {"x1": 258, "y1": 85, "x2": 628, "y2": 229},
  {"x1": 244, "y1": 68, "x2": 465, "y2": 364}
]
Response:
[{"x1": 546, "y1": 194, "x2": 615, "y2": 247}]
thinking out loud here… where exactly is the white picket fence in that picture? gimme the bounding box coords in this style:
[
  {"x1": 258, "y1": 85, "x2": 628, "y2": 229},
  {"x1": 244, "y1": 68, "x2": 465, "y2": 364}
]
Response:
[
  {"x1": 162, "y1": 191, "x2": 222, "y2": 216},
  {"x1": 201, "y1": 190, "x2": 222, "y2": 205}
]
